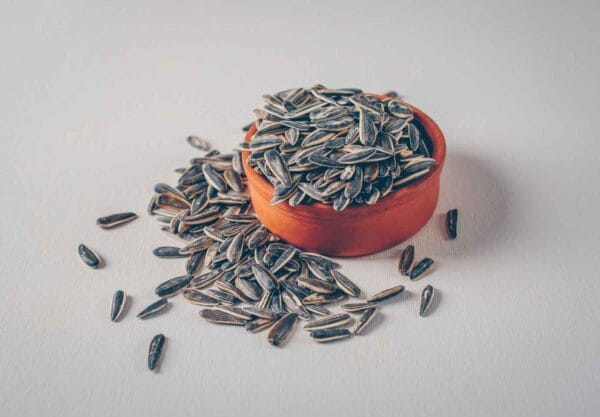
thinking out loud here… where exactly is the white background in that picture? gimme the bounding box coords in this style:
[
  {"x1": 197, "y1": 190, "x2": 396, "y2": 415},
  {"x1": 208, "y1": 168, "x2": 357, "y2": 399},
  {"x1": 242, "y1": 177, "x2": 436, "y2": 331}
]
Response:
[{"x1": 1, "y1": 1, "x2": 599, "y2": 416}]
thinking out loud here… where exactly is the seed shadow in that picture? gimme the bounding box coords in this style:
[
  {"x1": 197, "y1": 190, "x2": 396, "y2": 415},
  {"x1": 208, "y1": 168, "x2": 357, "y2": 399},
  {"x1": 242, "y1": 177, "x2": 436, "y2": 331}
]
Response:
[{"x1": 358, "y1": 150, "x2": 513, "y2": 262}]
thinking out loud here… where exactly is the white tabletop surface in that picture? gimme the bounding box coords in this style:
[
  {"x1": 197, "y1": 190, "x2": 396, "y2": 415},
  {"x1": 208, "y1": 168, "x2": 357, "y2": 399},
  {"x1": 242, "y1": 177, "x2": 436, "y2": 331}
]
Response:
[{"x1": 1, "y1": 1, "x2": 599, "y2": 416}]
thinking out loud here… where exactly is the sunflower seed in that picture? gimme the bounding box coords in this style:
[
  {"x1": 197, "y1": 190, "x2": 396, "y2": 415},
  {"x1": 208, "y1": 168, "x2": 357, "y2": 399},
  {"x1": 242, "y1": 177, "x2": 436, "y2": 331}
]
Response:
[
  {"x1": 226, "y1": 233, "x2": 244, "y2": 263},
  {"x1": 78, "y1": 244, "x2": 102, "y2": 269},
  {"x1": 367, "y1": 285, "x2": 405, "y2": 303},
  {"x1": 233, "y1": 278, "x2": 260, "y2": 302},
  {"x1": 446, "y1": 208, "x2": 458, "y2": 239},
  {"x1": 242, "y1": 306, "x2": 279, "y2": 320},
  {"x1": 202, "y1": 164, "x2": 227, "y2": 192},
  {"x1": 189, "y1": 271, "x2": 221, "y2": 289},
  {"x1": 148, "y1": 334, "x2": 166, "y2": 371},
  {"x1": 270, "y1": 246, "x2": 297, "y2": 274},
  {"x1": 420, "y1": 285, "x2": 435, "y2": 316},
  {"x1": 179, "y1": 236, "x2": 212, "y2": 255},
  {"x1": 304, "y1": 313, "x2": 352, "y2": 331},
  {"x1": 137, "y1": 299, "x2": 168, "y2": 319},
  {"x1": 186, "y1": 252, "x2": 205, "y2": 275},
  {"x1": 182, "y1": 289, "x2": 219, "y2": 306},
  {"x1": 330, "y1": 270, "x2": 361, "y2": 297},
  {"x1": 206, "y1": 289, "x2": 238, "y2": 305},
  {"x1": 304, "y1": 292, "x2": 347, "y2": 305},
  {"x1": 341, "y1": 302, "x2": 377, "y2": 313},
  {"x1": 309, "y1": 328, "x2": 352, "y2": 343},
  {"x1": 200, "y1": 309, "x2": 246, "y2": 325},
  {"x1": 264, "y1": 150, "x2": 292, "y2": 186},
  {"x1": 232, "y1": 151, "x2": 244, "y2": 174},
  {"x1": 297, "y1": 278, "x2": 337, "y2": 294},
  {"x1": 268, "y1": 313, "x2": 298, "y2": 346},
  {"x1": 155, "y1": 275, "x2": 193, "y2": 298},
  {"x1": 251, "y1": 264, "x2": 279, "y2": 292},
  {"x1": 245, "y1": 318, "x2": 275, "y2": 333},
  {"x1": 96, "y1": 212, "x2": 138, "y2": 229},
  {"x1": 399, "y1": 245, "x2": 415, "y2": 276},
  {"x1": 359, "y1": 110, "x2": 377, "y2": 146},
  {"x1": 410, "y1": 258, "x2": 434, "y2": 280},
  {"x1": 215, "y1": 305, "x2": 254, "y2": 320},
  {"x1": 111, "y1": 290, "x2": 127, "y2": 322},
  {"x1": 187, "y1": 135, "x2": 211, "y2": 150},
  {"x1": 352, "y1": 307, "x2": 378, "y2": 335},
  {"x1": 305, "y1": 305, "x2": 331, "y2": 316},
  {"x1": 153, "y1": 246, "x2": 188, "y2": 259}
]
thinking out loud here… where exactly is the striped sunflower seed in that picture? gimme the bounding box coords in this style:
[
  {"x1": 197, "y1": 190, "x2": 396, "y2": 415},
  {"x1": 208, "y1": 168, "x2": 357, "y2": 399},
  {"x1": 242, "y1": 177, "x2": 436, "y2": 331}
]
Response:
[
  {"x1": 268, "y1": 313, "x2": 298, "y2": 346},
  {"x1": 304, "y1": 313, "x2": 352, "y2": 331},
  {"x1": 409, "y1": 258, "x2": 434, "y2": 280},
  {"x1": 110, "y1": 290, "x2": 127, "y2": 322},
  {"x1": 148, "y1": 334, "x2": 166, "y2": 371},
  {"x1": 352, "y1": 307, "x2": 378, "y2": 335},
  {"x1": 367, "y1": 285, "x2": 405, "y2": 303},
  {"x1": 420, "y1": 285, "x2": 435, "y2": 317},
  {"x1": 97, "y1": 212, "x2": 138, "y2": 229},
  {"x1": 187, "y1": 135, "x2": 211, "y2": 151},
  {"x1": 446, "y1": 208, "x2": 458, "y2": 239},
  {"x1": 78, "y1": 244, "x2": 102, "y2": 269},
  {"x1": 155, "y1": 275, "x2": 193, "y2": 298},
  {"x1": 399, "y1": 245, "x2": 415, "y2": 276},
  {"x1": 309, "y1": 328, "x2": 352, "y2": 343},
  {"x1": 137, "y1": 299, "x2": 168, "y2": 319}
]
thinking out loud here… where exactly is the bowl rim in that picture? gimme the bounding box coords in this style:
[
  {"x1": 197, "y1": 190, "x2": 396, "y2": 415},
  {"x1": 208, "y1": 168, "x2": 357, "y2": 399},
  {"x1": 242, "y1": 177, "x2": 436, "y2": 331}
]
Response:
[{"x1": 241, "y1": 95, "x2": 446, "y2": 219}]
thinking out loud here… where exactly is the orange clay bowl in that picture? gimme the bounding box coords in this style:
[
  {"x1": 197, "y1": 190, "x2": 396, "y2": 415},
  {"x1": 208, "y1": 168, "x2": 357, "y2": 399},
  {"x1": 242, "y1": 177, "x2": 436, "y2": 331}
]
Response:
[{"x1": 242, "y1": 97, "x2": 446, "y2": 257}]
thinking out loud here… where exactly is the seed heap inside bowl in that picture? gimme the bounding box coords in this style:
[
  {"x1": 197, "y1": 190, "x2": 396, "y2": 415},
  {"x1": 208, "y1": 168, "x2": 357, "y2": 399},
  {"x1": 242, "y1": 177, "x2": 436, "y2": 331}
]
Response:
[{"x1": 242, "y1": 86, "x2": 436, "y2": 210}]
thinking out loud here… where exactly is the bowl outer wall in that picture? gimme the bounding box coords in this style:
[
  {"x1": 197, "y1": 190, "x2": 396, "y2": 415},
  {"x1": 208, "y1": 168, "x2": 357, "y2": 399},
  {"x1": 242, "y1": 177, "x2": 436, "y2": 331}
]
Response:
[{"x1": 241, "y1": 100, "x2": 446, "y2": 257}]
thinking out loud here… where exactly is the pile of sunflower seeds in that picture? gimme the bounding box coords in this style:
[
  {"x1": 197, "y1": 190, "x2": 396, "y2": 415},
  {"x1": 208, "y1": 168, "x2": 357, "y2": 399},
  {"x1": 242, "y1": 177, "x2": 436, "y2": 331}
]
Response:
[
  {"x1": 79, "y1": 87, "x2": 452, "y2": 370},
  {"x1": 241, "y1": 85, "x2": 436, "y2": 210},
  {"x1": 144, "y1": 148, "x2": 409, "y2": 347}
]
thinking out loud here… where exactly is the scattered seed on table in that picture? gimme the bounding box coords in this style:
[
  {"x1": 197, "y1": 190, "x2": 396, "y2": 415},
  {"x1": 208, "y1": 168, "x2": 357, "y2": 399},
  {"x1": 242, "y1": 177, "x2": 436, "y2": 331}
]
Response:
[
  {"x1": 152, "y1": 246, "x2": 188, "y2": 259},
  {"x1": 399, "y1": 244, "x2": 414, "y2": 276},
  {"x1": 409, "y1": 258, "x2": 434, "y2": 280},
  {"x1": 96, "y1": 212, "x2": 138, "y2": 229},
  {"x1": 341, "y1": 302, "x2": 377, "y2": 313},
  {"x1": 148, "y1": 334, "x2": 166, "y2": 371},
  {"x1": 352, "y1": 307, "x2": 378, "y2": 335},
  {"x1": 367, "y1": 285, "x2": 405, "y2": 303},
  {"x1": 110, "y1": 290, "x2": 127, "y2": 322},
  {"x1": 446, "y1": 208, "x2": 458, "y2": 239},
  {"x1": 78, "y1": 244, "x2": 102, "y2": 269},
  {"x1": 137, "y1": 299, "x2": 168, "y2": 319},
  {"x1": 187, "y1": 135, "x2": 211, "y2": 151},
  {"x1": 309, "y1": 328, "x2": 352, "y2": 343},
  {"x1": 419, "y1": 285, "x2": 435, "y2": 317}
]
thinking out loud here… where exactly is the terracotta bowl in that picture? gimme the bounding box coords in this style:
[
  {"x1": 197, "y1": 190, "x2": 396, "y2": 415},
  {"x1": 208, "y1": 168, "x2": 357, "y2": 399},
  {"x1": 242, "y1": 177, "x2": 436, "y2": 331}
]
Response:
[{"x1": 242, "y1": 98, "x2": 446, "y2": 257}]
